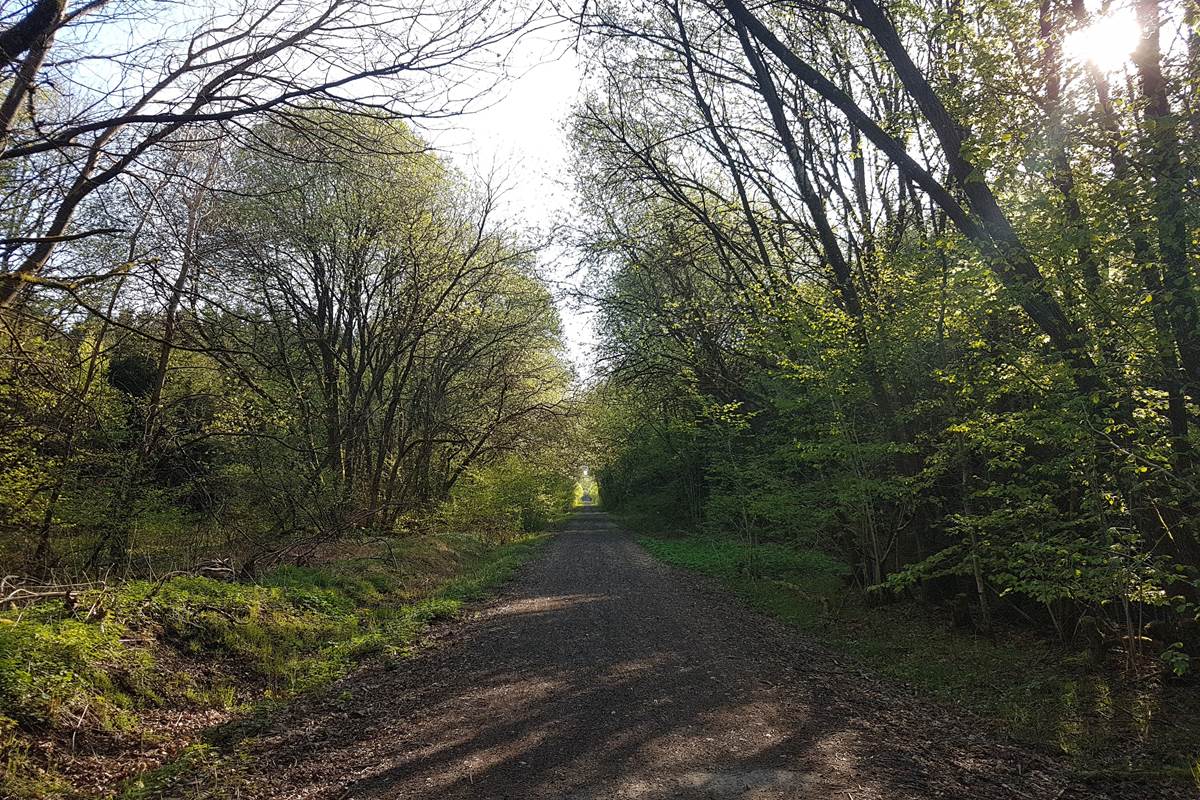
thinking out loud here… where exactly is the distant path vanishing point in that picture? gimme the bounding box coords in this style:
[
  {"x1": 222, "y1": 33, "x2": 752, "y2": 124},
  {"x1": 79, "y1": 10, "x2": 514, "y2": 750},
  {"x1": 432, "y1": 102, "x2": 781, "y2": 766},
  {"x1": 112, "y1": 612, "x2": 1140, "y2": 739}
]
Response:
[{"x1": 230, "y1": 510, "x2": 1178, "y2": 800}]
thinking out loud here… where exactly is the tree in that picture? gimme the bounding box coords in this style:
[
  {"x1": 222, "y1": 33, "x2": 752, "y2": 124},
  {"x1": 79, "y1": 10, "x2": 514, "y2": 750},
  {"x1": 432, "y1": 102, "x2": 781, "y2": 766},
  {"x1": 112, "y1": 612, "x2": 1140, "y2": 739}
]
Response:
[
  {"x1": 568, "y1": 0, "x2": 1199, "y2": 636},
  {"x1": 0, "y1": 0, "x2": 537, "y2": 306}
]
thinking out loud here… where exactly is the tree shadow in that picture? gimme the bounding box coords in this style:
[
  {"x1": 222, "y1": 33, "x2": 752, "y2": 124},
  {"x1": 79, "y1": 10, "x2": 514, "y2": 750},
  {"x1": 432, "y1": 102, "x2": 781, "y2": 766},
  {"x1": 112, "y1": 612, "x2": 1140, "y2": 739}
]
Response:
[{"x1": 246, "y1": 515, "x2": 1115, "y2": 800}]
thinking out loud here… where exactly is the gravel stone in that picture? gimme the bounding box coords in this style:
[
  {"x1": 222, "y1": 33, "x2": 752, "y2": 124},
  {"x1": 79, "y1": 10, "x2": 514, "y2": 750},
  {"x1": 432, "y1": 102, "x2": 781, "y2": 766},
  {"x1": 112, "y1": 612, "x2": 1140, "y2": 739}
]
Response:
[{"x1": 235, "y1": 510, "x2": 1182, "y2": 800}]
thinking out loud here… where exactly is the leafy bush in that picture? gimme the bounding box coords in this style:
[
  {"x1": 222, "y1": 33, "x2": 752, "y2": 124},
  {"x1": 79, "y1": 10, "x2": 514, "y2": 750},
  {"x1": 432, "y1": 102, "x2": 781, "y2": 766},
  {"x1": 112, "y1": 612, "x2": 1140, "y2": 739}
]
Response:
[{"x1": 440, "y1": 456, "x2": 573, "y2": 539}]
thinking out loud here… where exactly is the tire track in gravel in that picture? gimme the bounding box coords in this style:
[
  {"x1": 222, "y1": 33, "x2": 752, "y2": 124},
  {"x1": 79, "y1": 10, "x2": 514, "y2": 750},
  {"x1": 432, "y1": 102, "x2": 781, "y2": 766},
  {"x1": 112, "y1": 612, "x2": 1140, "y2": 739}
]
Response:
[{"x1": 235, "y1": 509, "x2": 1180, "y2": 800}]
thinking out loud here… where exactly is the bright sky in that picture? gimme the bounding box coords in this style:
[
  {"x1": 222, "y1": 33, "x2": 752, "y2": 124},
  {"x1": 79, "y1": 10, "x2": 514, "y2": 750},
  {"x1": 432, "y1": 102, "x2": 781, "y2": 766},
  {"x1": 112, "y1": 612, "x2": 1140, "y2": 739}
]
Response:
[
  {"x1": 72, "y1": 3, "x2": 598, "y2": 375},
  {"x1": 422, "y1": 28, "x2": 596, "y2": 376},
  {"x1": 1064, "y1": 2, "x2": 1141, "y2": 72}
]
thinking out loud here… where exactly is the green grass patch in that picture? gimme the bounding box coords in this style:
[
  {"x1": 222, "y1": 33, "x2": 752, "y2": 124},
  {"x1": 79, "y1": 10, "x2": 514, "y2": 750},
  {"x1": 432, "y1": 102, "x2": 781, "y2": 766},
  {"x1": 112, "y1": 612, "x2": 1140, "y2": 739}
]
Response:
[
  {"x1": 1, "y1": 531, "x2": 549, "y2": 800},
  {"x1": 638, "y1": 532, "x2": 1200, "y2": 786}
]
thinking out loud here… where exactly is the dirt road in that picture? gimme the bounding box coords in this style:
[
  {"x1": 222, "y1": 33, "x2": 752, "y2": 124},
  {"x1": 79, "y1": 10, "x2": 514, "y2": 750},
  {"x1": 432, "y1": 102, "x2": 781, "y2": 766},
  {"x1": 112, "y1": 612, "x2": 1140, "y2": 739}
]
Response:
[{"x1": 234, "y1": 510, "x2": 1171, "y2": 799}]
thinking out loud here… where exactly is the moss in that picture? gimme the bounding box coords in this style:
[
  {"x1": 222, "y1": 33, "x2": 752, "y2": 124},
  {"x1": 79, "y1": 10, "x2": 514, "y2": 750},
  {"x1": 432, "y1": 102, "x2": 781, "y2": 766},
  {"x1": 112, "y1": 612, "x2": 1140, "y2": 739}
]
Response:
[{"x1": 0, "y1": 612, "x2": 153, "y2": 731}]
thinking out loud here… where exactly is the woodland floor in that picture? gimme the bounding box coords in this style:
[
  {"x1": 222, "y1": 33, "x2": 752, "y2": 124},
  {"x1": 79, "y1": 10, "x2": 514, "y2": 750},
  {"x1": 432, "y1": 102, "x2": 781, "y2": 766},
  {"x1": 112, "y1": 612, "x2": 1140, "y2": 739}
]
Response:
[{"x1": 171, "y1": 510, "x2": 1189, "y2": 799}]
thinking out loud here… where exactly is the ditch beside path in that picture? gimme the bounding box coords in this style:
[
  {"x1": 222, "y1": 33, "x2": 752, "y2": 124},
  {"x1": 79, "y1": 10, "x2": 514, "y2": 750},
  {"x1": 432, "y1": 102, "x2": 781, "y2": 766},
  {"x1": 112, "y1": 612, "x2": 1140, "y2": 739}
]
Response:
[{"x1": 224, "y1": 510, "x2": 1180, "y2": 799}]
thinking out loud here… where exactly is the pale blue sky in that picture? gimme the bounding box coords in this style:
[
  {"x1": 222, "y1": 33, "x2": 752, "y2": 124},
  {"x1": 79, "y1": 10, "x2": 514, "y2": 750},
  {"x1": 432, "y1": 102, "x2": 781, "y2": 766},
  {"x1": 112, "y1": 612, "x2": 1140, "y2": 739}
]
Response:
[{"x1": 423, "y1": 28, "x2": 595, "y2": 375}]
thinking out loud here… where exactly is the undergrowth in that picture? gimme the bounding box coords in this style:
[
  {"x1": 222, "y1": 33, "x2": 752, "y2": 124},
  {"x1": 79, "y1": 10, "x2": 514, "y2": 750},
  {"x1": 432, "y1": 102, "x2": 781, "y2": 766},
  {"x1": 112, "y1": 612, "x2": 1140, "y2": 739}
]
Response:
[
  {"x1": 0, "y1": 532, "x2": 548, "y2": 799},
  {"x1": 638, "y1": 530, "x2": 1200, "y2": 787}
]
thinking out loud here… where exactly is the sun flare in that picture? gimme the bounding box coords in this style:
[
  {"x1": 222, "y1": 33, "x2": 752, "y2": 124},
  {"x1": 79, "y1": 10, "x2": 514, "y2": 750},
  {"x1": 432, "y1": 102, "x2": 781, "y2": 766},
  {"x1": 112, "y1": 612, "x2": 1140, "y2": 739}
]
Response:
[{"x1": 1064, "y1": 8, "x2": 1141, "y2": 72}]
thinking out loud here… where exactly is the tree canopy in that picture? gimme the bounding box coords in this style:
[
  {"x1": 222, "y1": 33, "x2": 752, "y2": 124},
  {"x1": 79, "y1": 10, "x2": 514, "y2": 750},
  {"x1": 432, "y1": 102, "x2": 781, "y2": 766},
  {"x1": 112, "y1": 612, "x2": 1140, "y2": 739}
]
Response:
[{"x1": 571, "y1": 0, "x2": 1200, "y2": 642}]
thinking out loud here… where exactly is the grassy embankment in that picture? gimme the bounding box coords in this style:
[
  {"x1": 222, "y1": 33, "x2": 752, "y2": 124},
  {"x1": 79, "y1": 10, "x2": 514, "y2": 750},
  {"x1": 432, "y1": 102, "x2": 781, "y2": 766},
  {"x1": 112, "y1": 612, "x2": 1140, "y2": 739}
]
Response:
[
  {"x1": 1, "y1": 532, "x2": 549, "y2": 800},
  {"x1": 635, "y1": 525, "x2": 1200, "y2": 788}
]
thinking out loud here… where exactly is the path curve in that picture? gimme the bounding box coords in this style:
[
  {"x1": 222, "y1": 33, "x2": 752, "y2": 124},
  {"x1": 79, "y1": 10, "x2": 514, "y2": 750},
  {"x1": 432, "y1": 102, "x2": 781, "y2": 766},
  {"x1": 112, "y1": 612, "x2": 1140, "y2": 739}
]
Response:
[{"x1": 238, "y1": 511, "x2": 1170, "y2": 799}]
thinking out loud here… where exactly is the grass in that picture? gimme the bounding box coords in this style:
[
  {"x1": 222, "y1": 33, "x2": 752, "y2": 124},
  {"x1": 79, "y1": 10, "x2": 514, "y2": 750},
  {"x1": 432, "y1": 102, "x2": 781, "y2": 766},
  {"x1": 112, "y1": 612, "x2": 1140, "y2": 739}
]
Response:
[
  {"x1": 638, "y1": 530, "x2": 1200, "y2": 787},
  {"x1": 0, "y1": 531, "x2": 549, "y2": 800}
]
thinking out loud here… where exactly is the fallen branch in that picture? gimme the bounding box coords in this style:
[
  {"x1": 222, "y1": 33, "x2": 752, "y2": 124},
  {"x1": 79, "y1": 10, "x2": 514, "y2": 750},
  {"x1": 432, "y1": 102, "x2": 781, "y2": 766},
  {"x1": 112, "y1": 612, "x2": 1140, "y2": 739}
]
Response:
[{"x1": 1, "y1": 574, "x2": 105, "y2": 609}]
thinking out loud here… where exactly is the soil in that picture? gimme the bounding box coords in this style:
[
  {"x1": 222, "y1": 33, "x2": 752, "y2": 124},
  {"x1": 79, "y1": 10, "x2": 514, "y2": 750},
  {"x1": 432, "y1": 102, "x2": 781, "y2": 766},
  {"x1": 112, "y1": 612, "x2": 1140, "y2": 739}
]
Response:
[{"x1": 215, "y1": 510, "x2": 1186, "y2": 799}]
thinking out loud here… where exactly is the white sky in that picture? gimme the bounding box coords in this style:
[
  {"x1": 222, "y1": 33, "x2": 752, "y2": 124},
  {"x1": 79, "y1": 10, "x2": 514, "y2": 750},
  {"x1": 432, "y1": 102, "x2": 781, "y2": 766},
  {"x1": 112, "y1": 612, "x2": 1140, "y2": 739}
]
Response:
[
  {"x1": 71, "y1": 3, "x2": 598, "y2": 375},
  {"x1": 421, "y1": 29, "x2": 596, "y2": 376}
]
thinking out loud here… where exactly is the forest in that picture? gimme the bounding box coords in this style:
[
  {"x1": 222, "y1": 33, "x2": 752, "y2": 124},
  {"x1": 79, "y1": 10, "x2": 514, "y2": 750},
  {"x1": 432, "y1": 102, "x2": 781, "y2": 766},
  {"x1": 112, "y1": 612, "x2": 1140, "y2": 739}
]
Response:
[
  {"x1": 579, "y1": 0, "x2": 1200, "y2": 655},
  {"x1": 572, "y1": 0, "x2": 1200, "y2": 785},
  {"x1": 2, "y1": 0, "x2": 1200, "y2": 796},
  {"x1": 0, "y1": 2, "x2": 581, "y2": 795}
]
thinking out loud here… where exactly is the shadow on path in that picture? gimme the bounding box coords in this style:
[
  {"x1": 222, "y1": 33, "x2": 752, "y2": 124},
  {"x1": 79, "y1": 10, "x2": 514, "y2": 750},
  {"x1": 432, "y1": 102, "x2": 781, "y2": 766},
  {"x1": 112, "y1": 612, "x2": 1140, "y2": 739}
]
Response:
[{"x1": 241, "y1": 510, "x2": 1131, "y2": 800}]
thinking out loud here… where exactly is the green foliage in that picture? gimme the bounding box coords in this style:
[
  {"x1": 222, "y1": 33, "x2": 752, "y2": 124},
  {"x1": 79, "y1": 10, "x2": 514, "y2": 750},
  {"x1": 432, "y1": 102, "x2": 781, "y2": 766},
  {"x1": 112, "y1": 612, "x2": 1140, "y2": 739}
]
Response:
[
  {"x1": 639, "y1": 535, "x2": 848, "y2": 589},
  {"x1": 1160, "y1": 642, "x2": 1192, "y2": 678},
  {"x1": 572, "y1": 473, "x2": 600, "y2": 507},
  {"x1": 0, "y1": 111, "x2": 575, "y2": 580},
  {"x1": 440, "y1": 456, "x2": 574, "y2": 539},
  {"x1": 0, "y1": 612, "x2": 152, "y2": 731}
]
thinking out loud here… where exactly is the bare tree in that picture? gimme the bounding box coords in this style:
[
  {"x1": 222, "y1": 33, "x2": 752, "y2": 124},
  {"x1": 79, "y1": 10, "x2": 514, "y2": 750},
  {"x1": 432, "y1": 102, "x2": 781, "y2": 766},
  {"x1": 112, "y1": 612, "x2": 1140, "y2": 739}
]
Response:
[{"x1": 0, "y1": 0, "x2": 543, "y2": 306}]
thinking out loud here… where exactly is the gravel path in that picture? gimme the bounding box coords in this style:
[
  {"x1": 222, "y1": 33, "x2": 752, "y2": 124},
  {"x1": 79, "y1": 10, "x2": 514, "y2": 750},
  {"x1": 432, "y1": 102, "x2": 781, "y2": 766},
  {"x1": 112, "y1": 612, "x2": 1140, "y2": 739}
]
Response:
[{"x1": 235, "y1": 510, "x2": 1175, "y2": 799}]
